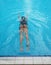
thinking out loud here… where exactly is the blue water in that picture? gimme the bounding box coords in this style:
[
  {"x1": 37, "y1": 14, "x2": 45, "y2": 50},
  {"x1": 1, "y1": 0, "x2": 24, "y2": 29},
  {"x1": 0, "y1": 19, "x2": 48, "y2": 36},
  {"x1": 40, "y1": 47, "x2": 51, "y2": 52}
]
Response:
[{"x1": 0, "y1": 0, "x2": 51, "y2": 56}]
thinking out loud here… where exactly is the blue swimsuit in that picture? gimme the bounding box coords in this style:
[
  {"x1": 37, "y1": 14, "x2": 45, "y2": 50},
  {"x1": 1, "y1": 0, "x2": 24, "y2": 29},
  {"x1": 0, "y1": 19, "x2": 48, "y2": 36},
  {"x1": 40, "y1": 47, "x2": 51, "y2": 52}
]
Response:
[
  {"x1": 19, "y1": 19, "x2": 27, "y2": 29},
  {"x1": 20, "y1": 19, "x2": 27, "y2": 25}
]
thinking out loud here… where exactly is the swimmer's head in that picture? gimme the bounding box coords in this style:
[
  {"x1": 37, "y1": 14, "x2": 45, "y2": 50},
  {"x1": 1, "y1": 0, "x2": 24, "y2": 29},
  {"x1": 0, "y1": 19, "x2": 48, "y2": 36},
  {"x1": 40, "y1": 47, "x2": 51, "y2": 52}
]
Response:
[{"x1": 21, "y1": 16, "x2": 25, "y2": 20}]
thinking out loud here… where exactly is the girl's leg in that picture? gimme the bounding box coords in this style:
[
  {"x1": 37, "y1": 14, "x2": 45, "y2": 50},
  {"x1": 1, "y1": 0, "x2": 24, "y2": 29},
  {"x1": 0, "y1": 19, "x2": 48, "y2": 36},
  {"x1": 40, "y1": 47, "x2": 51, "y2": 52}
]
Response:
[
  {"x1": 20, "y1": 28, "x2": 23, "y2": 51},
  {"x1": 24, "y1": 27, "x2": 30, "y2": 51}
]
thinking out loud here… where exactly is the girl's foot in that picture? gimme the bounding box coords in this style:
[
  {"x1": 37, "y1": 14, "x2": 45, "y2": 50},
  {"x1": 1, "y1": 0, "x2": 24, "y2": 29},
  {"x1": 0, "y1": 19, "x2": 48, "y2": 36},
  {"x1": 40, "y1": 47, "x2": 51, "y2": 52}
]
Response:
[{"x1": 26, "y1": 44, "x2": 30, "y2": 51}]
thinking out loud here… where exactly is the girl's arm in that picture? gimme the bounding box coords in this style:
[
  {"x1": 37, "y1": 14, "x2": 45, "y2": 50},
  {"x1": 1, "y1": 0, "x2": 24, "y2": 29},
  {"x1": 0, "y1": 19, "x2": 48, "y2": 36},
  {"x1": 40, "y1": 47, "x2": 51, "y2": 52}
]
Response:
[
  {"x1": 18, "y1": 14, "x2": 21, "y2": 21},
  {"x1": 25, "y1": 15, "x2": 28, "y2": 21}
]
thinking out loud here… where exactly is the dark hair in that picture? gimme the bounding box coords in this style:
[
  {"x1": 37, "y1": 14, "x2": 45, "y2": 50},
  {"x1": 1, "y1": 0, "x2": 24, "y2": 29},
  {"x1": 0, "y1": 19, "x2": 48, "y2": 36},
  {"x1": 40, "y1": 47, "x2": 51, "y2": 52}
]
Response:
[{"x1": 21, "y1": 16, "x2": 25, "y2": 20}]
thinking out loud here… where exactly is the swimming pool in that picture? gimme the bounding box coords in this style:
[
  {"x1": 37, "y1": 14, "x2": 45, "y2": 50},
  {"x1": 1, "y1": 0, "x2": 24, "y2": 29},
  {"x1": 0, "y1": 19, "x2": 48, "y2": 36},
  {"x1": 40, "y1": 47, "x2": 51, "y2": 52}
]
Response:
[{"x1": 0, "y1": 0, "x2": 51, "y2": 56}]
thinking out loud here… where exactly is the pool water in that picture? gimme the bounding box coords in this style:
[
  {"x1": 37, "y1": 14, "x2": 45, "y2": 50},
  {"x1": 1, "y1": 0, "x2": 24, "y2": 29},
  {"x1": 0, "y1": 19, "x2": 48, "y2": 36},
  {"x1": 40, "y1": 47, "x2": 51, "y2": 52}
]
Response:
[{"x1": 0, "y1": 0, "x2": 51, "y2": 56}]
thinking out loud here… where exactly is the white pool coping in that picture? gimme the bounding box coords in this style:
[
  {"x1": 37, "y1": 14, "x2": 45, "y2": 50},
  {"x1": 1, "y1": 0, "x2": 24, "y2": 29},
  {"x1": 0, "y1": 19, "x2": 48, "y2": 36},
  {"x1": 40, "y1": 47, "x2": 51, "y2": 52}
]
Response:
[{"x1": 0, "y1": 57, "x2": 51, "y2": 64}]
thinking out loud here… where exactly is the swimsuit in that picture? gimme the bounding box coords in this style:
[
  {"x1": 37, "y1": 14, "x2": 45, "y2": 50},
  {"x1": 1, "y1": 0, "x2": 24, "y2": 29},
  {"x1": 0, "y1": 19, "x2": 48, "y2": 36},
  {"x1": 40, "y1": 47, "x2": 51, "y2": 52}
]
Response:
[
  {"x1": 19, "y1": 19, "x2": 27, "y2": 29},
  {"x1": 20, "y1": 20, "x2": 27, "y2": 25}
]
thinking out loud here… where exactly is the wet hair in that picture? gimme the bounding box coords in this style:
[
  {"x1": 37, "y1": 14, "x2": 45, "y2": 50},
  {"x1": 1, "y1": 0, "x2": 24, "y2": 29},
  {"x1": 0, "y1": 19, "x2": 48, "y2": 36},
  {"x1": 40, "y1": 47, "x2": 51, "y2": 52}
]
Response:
[{"x1": 21, "y1": 16, "x2": 25, "y2": 20}]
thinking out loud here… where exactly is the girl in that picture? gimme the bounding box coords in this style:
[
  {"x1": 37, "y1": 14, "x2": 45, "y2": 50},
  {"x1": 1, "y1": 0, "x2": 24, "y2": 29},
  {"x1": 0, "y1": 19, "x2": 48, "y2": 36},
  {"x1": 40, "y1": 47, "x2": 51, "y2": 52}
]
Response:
[{"x1": 18, "y1": 15, "x2": 30, "y2": 51}]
